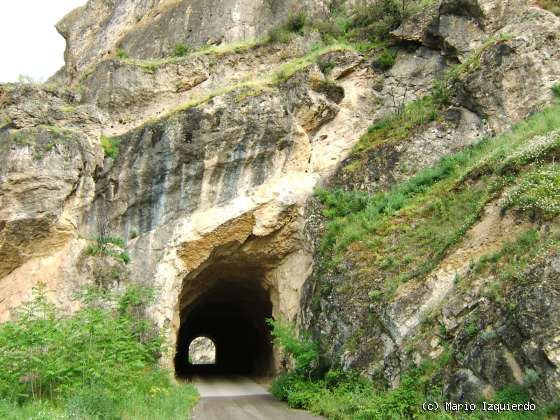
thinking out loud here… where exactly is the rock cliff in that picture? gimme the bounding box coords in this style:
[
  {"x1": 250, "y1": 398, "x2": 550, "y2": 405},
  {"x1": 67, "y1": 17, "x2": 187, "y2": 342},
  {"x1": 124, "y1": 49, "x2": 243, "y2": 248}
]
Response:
[{"x1": 1, "y1": 0, "x2": 559, "y2": 406}]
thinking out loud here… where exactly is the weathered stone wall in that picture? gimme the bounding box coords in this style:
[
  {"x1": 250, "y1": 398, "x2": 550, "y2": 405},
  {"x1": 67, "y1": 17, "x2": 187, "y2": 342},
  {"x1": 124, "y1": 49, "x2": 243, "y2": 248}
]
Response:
[{"x1": 56, "y1": 0, "x2": 371, "y2": 80}]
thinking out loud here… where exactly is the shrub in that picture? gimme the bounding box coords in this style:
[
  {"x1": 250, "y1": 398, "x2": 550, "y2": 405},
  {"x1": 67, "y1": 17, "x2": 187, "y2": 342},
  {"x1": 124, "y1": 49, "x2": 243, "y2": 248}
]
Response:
[
  {"x1": 270, "y1": 372, "x2": 302, "y2": 401},
  {"x1": 267, "y1": 11, "x2": 309, "y2": 44},
  {"x1": 266, "y1": 318, "x2": 318, "y2": 375},
  {"x1": 117, "y1": 250, "x2": 131, "y2": 264},
  {"x1": 172, "y1": 43, "x2": 190, "y2": 57},
  {"x1": 313, "y1": 20, "x2": 343, "y2": 40},
  {"x1": 87, "y1": 235, "x2": 131, "y2": 264},
  {"x1": 350, "y1": 0, "x2": 402, "y2": 40},
  {"x1": 0, "y1": 285, "x2": 160, "y2": 402},
  {"x1": 0, "y1": 285, "x2": 198, "y2": 418},
  {"x1": 101, "y1": 135, "x2": 121, "y2": 159},
  {"x1": 267, "y1": 27, "x2": 294, "y2": 44},
  {"x1": 553, "y1": 83, "x2": 560, "y2": 98},
  {"x1": 116, "y1": 48, "x2": 129, "y2": 59},
  {"x1": 373, "y1": 48, "x2": 396, "y2": 71},
  {"x1": 285, "y1": 11, "x2": 308, "y2": 33}
]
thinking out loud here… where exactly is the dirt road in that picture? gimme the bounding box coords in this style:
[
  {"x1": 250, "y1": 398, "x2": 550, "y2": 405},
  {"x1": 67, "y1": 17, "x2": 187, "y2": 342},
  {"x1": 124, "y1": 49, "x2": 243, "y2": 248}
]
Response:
[{"x1": 191, "y1": 375, "x2": 323, "y2": 420}]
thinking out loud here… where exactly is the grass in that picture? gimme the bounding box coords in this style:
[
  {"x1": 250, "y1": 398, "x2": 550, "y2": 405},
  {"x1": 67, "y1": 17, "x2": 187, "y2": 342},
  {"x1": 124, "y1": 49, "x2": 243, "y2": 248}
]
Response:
[
  {"x1": 6, "y1": 126, "x2": 77, "y2": 160},
  {"x1": 0, "y1": 113, "x2": 11, "y2": 129},
  {"x1": 315, "y1": 99, "x2": 560, "y2": 301},
  {"x1": 269, "y1": 316, "x2": 547, "y2": 419},
  {"x1": 172, "y1": 43, "x2": 190, "y2": 57},
  {"x1": 116, "y1": 48, "x2": 129, "y2": 59},
  {"x1": 140, "y1": 43, "x2": 351, "y2": 128},
  {"x1": 0, "y1": 285, "x2": 198, "y2": 419},
  {"x1": 348, "y1": 94, "x2": 442, "y2": 165},
  {"x1": 463, "y1": 228, "x2": 560, "y2": 302},
  {"x1": 345, "y1": 34, "x2": 516, "y2": 172},
  {"x1": 503, "y1": 162, "x2": 560, "y2": 219},
  {"x1": 266, "y1": 11, "x2": 308, "y2": 44},
  {"x1": 372, "y1": 48, "x2": 396, "y2": 71},
  {"x1": 116, "y1": 39, "x2": 261, "y2": 74},
  {"x1": 268, "y1": 317, "x2": 453, "y2": 420},
  {"x1": 537, "y1": 0, "x2": 560, "y2": 15}
]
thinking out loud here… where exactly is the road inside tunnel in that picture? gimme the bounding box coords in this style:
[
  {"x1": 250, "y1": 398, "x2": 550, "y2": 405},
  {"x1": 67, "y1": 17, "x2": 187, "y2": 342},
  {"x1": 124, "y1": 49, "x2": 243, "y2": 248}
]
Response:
[{"x1": 174, "y1": 276, "x2": 275, "y2": 380}]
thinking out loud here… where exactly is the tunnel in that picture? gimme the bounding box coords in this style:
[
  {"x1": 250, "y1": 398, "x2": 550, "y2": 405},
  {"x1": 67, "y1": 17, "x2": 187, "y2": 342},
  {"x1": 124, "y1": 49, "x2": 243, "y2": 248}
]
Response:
[{"x1": 174, "y1": 268, "x2": 275, "y2": 379}]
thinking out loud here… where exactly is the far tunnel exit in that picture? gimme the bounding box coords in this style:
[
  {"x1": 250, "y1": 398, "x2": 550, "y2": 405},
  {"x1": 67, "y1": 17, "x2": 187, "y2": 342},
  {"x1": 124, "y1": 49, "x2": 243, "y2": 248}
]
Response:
[{"x1": 174, "y1": 275, "x2": 274, "y2": 379}]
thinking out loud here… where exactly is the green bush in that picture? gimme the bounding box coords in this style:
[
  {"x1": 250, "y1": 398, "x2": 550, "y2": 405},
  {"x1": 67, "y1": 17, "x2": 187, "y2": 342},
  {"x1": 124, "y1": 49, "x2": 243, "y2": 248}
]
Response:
[
  {"x1": 271, "y1": 368, "x2": 428, "y2": 419},
  {"x1": 267, "y1": 11, "x2": 309, "y2": 44},
  {"x1": 0, "y1": 285, "x2": 198, "y2": 418},
  {"x1": 373, "y1": 48, "x2": 396, "y2": 71},
  {"x1": 116, "y1": 48, "x2": 129, "y2": 59},
  {"x1": 172, "y1": 43, "x2": 190, "y2": 57},
  {"x1": 0, "y1": 285, "x2": 160, "y2": 402},
  {"x1": 87, "y1": 235, "x2": 131, "y2": 265},
  {"x1": 267, "y1": 27, "x2": 295, "y2": 44},
  {"x1": 350, "y1": 0, "x2": 402, "y2": 40},
  {"x1": 266, "y1": 318, "x2": 318, "y2": 374},
  {"x1": 101, "y1": 135, "x2": 121, "y2": 159},
  {"x1": 285, "y1": 11, "x2": 308, "y2": 33},
  {"x1": 553, "y1": 83, "x2": 560, "y2": 98},
  {"x1": 313, "y1": 20, "x2": 343, "y2": 40}
]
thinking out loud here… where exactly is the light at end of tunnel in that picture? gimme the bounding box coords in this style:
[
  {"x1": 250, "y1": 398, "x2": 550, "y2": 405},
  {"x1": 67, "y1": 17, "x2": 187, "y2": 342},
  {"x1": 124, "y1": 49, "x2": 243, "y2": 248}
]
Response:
[{"x1": 188, "y1": 336, "x2": 216, "y2": 365}]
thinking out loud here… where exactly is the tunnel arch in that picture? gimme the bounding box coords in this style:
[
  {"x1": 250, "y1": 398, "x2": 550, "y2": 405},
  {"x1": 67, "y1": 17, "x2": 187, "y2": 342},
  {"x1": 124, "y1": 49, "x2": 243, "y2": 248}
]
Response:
[{"x1": 174, "y1": 261, "x2": 275, "y2": 379}]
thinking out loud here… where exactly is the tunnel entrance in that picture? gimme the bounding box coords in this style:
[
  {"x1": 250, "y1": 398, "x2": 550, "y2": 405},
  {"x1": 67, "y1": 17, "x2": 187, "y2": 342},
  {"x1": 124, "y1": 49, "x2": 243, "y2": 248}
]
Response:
[{"x1": 174, "y1": 270, "x2": 275, "y2": 379}]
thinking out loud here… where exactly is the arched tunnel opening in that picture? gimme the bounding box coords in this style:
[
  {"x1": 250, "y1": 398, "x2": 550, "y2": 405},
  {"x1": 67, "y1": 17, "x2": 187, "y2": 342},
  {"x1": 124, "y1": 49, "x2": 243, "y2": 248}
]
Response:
[{"x1": 174, "y1": 269, "x2": 275, "y2": 379}]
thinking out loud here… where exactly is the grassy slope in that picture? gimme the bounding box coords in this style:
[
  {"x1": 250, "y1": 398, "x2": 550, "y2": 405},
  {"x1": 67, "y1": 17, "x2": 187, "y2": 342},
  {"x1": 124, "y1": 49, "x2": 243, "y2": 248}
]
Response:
[
  {"x1": 317, "y1": 103, "x2": 560, "y2": 301},
  {"x1": 274, "y1": 95, "x2": 560, "y2": 419}
]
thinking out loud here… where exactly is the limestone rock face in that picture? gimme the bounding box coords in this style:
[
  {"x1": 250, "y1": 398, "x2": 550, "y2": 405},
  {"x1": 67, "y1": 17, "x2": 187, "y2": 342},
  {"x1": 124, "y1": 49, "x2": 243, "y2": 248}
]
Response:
[
  {"x1": 57, "y1": 0, "x2": 345, "y2": 80},
  {"x1": 391, "y1": 0, "x2": 560, "y2": 134},
  {"x1": 455, "y1": 7, "x2": 560, "y2": 132},
  {"x1": 1, "y1": 0, "x2": 559, "y2": 398},
  {"x1": 0, "y1": 125, "x2": 96, "y2": 280}
]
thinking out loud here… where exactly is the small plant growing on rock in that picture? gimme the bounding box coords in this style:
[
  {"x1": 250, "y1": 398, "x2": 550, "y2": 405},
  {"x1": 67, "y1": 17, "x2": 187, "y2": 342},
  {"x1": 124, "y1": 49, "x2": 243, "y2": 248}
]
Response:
[
  {"x1": 266, "y1": 318, "x2": 318, "y2": 375},
  {"x1": 373, "y1": 48, "x2": 397, "y2": 71},
  {"x1": 552, "y1": 83, "x2": 560, "y2": 99},
  {"x1": 101, "y1": 135, "x2": 121, "y2": 159},
  {"x1": 87, "y1": 234, "x2": 131, "y2": 265},
  {"x1": 266, "y1": 11, "x2": 309, "y2": 44},
  {"x1": 285, "y1": 11, "x2": 308, "y2": 33},
  {"x1": 116, "y1": 48, "x2": 129, "y2": 59},
  {"x1": 172, "y1": 43, "x2": 190, "y2": 57}
]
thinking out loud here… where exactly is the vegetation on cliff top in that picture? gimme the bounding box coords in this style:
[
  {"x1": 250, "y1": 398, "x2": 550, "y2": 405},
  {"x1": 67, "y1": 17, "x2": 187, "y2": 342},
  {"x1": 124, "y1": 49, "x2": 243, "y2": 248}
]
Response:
[{"x1": 0, "y1": 285, "x2": 198, "y2": 419}]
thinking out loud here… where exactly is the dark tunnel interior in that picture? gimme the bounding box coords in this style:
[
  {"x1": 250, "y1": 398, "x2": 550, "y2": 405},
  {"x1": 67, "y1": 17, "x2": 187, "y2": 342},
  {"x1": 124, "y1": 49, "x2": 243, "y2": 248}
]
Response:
[{"x1": 174, "y1": 277, "x2": 274, "y2": 379}]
